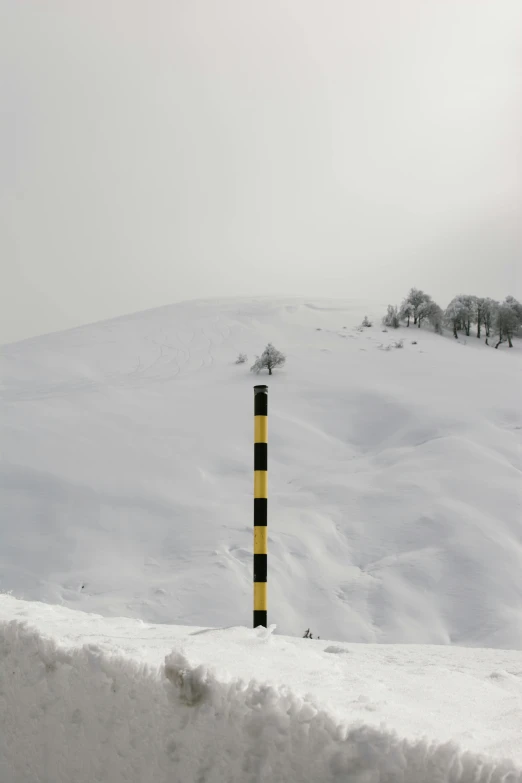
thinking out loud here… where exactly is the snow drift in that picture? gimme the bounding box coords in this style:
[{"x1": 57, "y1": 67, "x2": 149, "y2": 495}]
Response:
[{"x1": 1, "y1": 596, "x2": 522, "y2": 783}]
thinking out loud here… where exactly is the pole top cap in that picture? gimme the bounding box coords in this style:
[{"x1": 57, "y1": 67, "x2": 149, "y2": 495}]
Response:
[{"x1": 254, "y1": 385, "x2": 268, "y2": 393}]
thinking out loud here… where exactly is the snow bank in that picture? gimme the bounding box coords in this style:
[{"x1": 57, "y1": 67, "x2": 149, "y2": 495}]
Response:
[{"x1": 1, "y1": 598, "x2": 522, "y2": 783}]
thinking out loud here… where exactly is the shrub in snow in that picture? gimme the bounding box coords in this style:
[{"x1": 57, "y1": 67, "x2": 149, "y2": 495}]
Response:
[
  {"x1": 250, "y1": 343, "x2": 286, "y2": 375},
  {"x1": 379, "y1": 340, "x2": 403, "y2": 352},
  {"x1": 361, "y1": 316, "x2": 372, "y2": 328},
  {"x1": 235, "y1": 353, "x2": 247, "y2": 364},
  {"x1": 303, "y1": 628, "x2": 319, "y2": 639},
  {"x1": 382, "y1": 305, "x2": 400, "y2": 329}
]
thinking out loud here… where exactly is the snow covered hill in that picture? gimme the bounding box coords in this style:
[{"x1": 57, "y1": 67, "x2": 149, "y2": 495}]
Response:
[{"x1": 1, "y1": 298, "x2": 521, "y2": 646}]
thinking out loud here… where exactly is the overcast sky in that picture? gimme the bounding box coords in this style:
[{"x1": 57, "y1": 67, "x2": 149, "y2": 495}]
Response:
[{"x1": 1, "y1": 0, "x2": 521, "y2": 344}]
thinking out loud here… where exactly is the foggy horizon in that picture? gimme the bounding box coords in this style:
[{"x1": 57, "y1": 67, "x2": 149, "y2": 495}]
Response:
[{"x1": 2, "y1": 0, "x2": 521, "y2": 344}]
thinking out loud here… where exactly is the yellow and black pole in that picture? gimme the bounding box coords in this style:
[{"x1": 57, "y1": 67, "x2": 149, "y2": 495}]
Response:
[{"x1": 253, "y1": 384, "x2": 268, "y2": 628}]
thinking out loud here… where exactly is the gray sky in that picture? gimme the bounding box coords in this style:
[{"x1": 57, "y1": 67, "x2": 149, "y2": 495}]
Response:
[{"x1": 1, "y1": 0, "x2": 521, "y2": 344}]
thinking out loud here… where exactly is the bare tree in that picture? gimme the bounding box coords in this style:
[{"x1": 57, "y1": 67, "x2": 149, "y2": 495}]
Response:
[
  {"x1": 481, "y1": 298, "x2": 497, "y2": 340},
  {"x1": 505, "y1": 295, "x2": 522, "y2": 324},
  {"x1": 251, "y1": 343, "x2": 286, "y2": 375},
  {"x1": 460, "y1": 295, "x2": 477, "y2": 336},
  {"x1": 382, "y1": 305, "x2": 400, "y2": 329},
  {"x1": 415, "y1": 296, "x2": 443, "y2": 332},
  {"x1": 475, "y1": 298, "x2": 485, "y2": 339},
  {"x1": 425, "y1": 302, "x2": 444, "y2": 333},
  {"x1": 417, "y1": 296, "x2": 433, "y2": 329},
  {"x1": 406, "y1": 288, "x2": 429, "y2": 326},
  {"x1": 495, "y1": 297, "x2": 522, "y2": 348},
  {"x1": 399, "y1": 300, "x2": 413, "y2": 327},
  {"x1": 445, "y1": 296, "x2": 470, "y2": 339},
  {"x1": 495, "y1": 306, "x2": 515, "y2": 348}
]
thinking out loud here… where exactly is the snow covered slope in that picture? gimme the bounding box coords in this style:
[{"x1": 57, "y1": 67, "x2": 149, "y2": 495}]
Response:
[
  {"x1": 1, "y1": 595, "x2": 522, "y2": 782},
  {"x1": 1, "y1": 298, "x2": 521, "y2": 645}
]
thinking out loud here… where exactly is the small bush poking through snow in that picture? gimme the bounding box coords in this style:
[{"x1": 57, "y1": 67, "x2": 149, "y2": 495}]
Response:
[
  {"x1": 378, "y1": 340, "x2": 404, "y2": 352},
  {"x1": 303, "y1": 628, "x2": 319, "y2": 639},
  {"x1": 362, "y1": 316, "x2": 373, "y2": 328},
  {"x1": 235, "y1": 353, "x2": 247, "y2": 364}
]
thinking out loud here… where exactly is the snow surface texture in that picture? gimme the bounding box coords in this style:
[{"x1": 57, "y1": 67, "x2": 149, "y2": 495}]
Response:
[
  {"x1": 1, "y1": 595, "x2": 522, "y2": 783},
  {"x1": 1, "y1": 298, "x2": 521, "y2": 644}
]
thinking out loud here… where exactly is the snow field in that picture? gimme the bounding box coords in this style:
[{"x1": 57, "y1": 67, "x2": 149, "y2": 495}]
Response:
[
  {"x1": 0, "y1": 300, "x2": 522, "y2": 649},
  {"x1": 1, "y1": 298, "x2": 520, "y2": 646}
]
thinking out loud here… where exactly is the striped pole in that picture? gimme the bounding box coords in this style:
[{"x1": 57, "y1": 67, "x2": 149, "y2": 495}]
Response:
[{"x1": 253, "y1": 384, "x2": 268, "y2": 628}]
